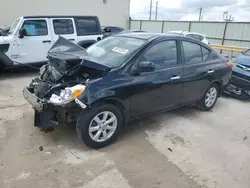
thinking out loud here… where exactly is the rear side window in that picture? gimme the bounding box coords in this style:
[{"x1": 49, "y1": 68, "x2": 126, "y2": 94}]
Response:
[
  {"x1": 22, "y1": 20, "x2": 48, "y2": 36},
  {"x1": 202, "y1": 47, "x2": 210, "y2": 60},
  {"x1": 75, "y1": 18, "x2": 99, "y2": 35},
  {"x1": 53, "y1": 19, "x2": 74, "y2": 35},
  {"x1": 182, "y1": 41, "x2": 202, "y2": 64},
  {"x1": 141, "y1": 40, "x2": 177, "y2": 70}
]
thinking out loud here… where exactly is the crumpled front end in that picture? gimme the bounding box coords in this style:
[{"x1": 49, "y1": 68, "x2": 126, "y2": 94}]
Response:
[
  {"x1": 23, "y1": 77, "x2": 86, "y2": 128},
  {"x1": 23, "y1": 36, "x2": 110, "y2": 128},
  {"x1": 225, "y1": 63, "x2": 250, "y2": 99}
]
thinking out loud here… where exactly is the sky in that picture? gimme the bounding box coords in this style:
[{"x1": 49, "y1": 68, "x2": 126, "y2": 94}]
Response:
[{"x1": 130, "y1": 0, "x2": 250, "y2": 21}]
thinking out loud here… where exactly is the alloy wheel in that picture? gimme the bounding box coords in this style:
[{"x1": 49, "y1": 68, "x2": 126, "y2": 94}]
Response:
[
  {"x1": 88, "y1": 111, "x2": 117, "y2": 142},
  {"x1": 205, "y1": 87, "x2": 217, "y2": 107}
]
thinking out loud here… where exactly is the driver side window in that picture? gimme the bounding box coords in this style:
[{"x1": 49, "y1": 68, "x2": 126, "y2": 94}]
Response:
[
  {"x1": 139, "y1": 40, "x2": 178, "y2": 70},
  {"x1": 22, "y1": 20, "x2": 48, "y2": 36}
]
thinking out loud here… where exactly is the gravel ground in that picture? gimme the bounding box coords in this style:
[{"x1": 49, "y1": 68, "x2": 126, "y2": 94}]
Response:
[{"x1": 0, "y1": 69, "x2": 250, "y2": 188}]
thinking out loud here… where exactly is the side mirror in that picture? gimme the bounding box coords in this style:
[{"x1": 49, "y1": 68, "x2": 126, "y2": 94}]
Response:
[
  {"x1": 134, "y1": 61, "x2": 155, "y2": 74},
  {"x1": 18, "y1": 28, "x2": 27, "y2": 38},
  {"x1": 241, "y1": 51, "x2": 245, "y2": 54}
]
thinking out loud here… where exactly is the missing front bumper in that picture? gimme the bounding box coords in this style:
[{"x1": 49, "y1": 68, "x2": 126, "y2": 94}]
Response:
[
  {"x1": 23, "y1": 87, "x2": 59, "y2": 128},
  {"x1": 34, "y1": 110, "x2": 58, "y2": 128},
  {"x1": 23, "y1": 87, "x2": 45, "y2": 111}
]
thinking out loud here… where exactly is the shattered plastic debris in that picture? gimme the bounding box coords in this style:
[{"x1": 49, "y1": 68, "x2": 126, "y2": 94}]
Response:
[
  {"x1": 69, "y1": 149, "x2": 81, "y2": 159},
  {"x1": 168, "y1": 148, "x2": 173, "y2": 152},
  {"x1": 39, "y1": 146, "x2": 43, "y2": 151},
  {"x1": 49, "y1": 94, "x2": 62, "y2": 104}
]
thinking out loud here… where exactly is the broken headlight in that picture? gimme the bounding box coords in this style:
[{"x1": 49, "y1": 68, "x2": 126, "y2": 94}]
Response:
[{"x1": 49, "y1": 84, "x2": 86, "y2": 105}]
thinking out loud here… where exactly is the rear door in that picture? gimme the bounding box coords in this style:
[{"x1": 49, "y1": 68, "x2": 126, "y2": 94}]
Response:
[
  {"x1": 130, "y1": 40, "x2": 184, "y2": 117},
  {"x1": 181, "y1": 40, "x2": 220, "y2": 103},
  {"x1": 50, "y1": 17, "x2": 77, "y2": 44},
  {"x1": 74, "y1": 17, "x2": 102, "y2": 44}
]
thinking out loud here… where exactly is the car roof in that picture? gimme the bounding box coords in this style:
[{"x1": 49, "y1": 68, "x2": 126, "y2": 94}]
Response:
[
  {"x1": 169, "y1": 30, "x2": 206, "y2": 37},
  {"x1": 23, "y1": 15, "x2": 98, "y2": 19},
  {"x1": 116, "y1": 32, "x2": 188, "y2": 40}
]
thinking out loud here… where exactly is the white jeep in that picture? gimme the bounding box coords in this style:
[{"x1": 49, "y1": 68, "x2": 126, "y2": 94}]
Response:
[{"x1": 0, "y1": 15, "x2": 103, "y2": 71}]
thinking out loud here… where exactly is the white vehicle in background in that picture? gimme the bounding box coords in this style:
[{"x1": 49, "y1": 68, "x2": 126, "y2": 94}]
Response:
[
  {"x1": 0, "y1": 15, "x2": 103, "y2": 71},
  {"x1": 168, "y1": 31, "x2": 209, "y2": 45}
]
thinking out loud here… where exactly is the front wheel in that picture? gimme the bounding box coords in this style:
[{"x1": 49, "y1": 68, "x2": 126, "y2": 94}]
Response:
[
  {"x1": 197, "y1": 84, "x2": 219, "y2": 111},
  {"x1": 76, "y1": 104, "x2": 123, "y2": 149}
]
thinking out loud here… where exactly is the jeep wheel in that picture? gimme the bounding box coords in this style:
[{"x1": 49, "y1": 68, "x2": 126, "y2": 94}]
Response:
[
  {"x1": 0, "y1": 62, "x2": 4, "y2": 73},
  {"x1": 76, "y1": 104, "x2": 123, "y2": 149}
]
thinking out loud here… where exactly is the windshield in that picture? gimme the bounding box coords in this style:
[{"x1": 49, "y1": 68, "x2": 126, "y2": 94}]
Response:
[
  {"x1": 8, "y1": 18, "x2": 21, "y2": 35},
  {"x1": 86, "y1": 36, "x2": 146, "y2": 67}
]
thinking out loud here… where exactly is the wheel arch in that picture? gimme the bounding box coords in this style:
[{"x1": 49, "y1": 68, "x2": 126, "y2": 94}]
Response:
[
  {"x1": 89, "y1": 98, "x2": 128, "y2": 127},
  {"x1": 0, "y1": 52, "x2": 13, "y2": 68},
  {"x1": 211, "y1": 80, "x2": 222, "y2": 97}
]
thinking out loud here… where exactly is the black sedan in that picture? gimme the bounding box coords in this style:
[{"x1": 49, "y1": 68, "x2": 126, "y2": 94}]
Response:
[{"x1": 23, "y1": 33, "x2": 232, "y2": 148}]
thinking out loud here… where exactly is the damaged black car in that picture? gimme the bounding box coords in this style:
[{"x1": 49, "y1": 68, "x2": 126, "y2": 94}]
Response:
[
  {"x1": 225, "y1": 49, "x2": 250, "y2": 99},
  {"x1": 23, "y1": 34, "x2": 232, "y2": 148}
]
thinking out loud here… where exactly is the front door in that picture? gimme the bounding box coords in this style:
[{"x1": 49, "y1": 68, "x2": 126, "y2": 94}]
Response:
[
  {"x1": 17, "y1": 18, "x2": 52, "y2": 64},
  {"x1": 130, "y1": 40, "x2": 184, "y2": 117}
]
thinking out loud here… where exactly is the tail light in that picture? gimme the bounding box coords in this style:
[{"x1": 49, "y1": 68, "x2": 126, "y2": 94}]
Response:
[{"x1": 226, "y1": 61, "x2": 233, "y2": 68}]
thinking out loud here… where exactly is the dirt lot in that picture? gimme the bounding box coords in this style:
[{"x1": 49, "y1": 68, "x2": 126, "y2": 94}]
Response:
[{"x1": 0, "y1": 69, "x2": 250, "y2": 188}]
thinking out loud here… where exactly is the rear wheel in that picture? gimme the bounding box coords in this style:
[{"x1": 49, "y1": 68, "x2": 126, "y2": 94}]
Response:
[
  {"x1": 197, "y1": 84, "x2": 219, "y2": 111},
  {"x1": 76, "y1": 104, "x2": 123, "y2": 149}
]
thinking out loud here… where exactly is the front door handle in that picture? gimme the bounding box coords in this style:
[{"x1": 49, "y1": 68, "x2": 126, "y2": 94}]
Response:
[
  {"x1": 207, "y1": 70, "x2": 214, "y2": 74},
  {"x1": 42, "y1": 40, "x2": 51, "y2": 43},
  {"x1": 68, "y1": 39, "x2": 75, "y2": 41},
  {"x1": 170, "y1": 76, "x2": 180, "y2": 80}
]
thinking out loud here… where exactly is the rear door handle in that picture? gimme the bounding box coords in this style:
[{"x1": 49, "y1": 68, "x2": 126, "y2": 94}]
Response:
[
  {"x1": 207, "y1": 70, "x2": 214, "y2": 74},
  {"x1": 170, "y1": 76, "x2": 180, "y2": 80},
  {"x1": 42, "y1": 40, "x2": 51, "y2": 43}
]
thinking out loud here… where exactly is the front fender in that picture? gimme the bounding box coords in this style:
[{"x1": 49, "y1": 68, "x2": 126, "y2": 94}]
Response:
[{"x1": 77, "y1": 86, "x2": 130, "y2": 115}]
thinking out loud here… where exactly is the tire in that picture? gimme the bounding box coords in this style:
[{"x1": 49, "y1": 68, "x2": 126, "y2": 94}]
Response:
[
  {"x1": 197, "y1": 84, "x2": 219, "y2": 111},
  {"x1": 76, "y1": 103, "x2": 123, "y2": 149},
  {"x1": 0, "y1": 62, "x2": 4, "y2": 73}
]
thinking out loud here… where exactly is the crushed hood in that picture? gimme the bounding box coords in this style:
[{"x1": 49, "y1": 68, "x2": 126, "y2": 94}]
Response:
[{"x1": 47, "y1": 36, "x2": 110, "y2": 72}]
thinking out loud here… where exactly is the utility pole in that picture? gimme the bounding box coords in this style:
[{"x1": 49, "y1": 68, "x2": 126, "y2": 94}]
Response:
[
  {"x1": 149, "y1": 0, "x2": 153, "y2": 20},
  {"x1": 155, "y1": 1, "x2": 158, "y2": 20},
  {"x1": 199, "y1": 7, "x2": 202, "y2": 21},
  {"x1": 223, "y1": 12, "x2": 234, "y2": 22}
]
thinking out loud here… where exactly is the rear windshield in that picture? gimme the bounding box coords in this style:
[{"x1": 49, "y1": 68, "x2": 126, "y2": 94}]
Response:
[{"x1": 86, "y1": 36, "x2": 146, "y2": 67}]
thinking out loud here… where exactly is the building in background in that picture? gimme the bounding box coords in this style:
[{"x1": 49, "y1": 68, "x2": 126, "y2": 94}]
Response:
[{"x1": 0, "y1": 0, "x2": 130, "y2": 28}]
